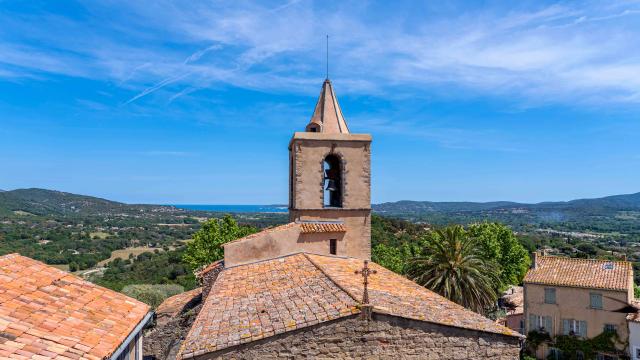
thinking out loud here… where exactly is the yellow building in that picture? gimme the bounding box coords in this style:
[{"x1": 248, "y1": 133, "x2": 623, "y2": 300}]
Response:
[{"x1": 523, "y1": 253, "x2": 634, "y2": 359}]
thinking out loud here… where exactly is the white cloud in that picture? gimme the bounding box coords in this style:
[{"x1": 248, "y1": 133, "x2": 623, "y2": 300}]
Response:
[{"x1": 1, "y1": 1, "x2": 640, "y2": 106}]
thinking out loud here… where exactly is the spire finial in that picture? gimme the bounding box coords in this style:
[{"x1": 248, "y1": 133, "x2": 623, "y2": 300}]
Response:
[{"x1": 326, "y1": 34, "x2": 329, "y2": 80}]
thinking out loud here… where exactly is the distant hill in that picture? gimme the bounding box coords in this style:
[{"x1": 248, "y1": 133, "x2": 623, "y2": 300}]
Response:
[
  {"x1": 373, "y1": 192, "x2": 640, "y2": 213},
  {"x1": 2, "y1": 188, "x2": 639, "y2": 231},
  {"x1": 372, "y1": 192, "x2": 640, "y2": 230},
  {"x1": 0, "y1": 188, "x2": 176, "y2": 216}
]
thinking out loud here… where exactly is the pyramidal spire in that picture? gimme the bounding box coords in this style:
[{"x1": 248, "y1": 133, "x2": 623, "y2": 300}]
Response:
[{"x1": 305, "y1": 79, "x2": 350, "y2": 134}]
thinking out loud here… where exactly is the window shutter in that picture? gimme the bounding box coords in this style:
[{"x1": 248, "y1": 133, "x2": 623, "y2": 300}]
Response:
[
  {"x1": 579, "y1": 321, "x2": 587, "y2": 338},
  {"x1": 562, "y1": 319, "x2": 570, "y2": 335},
  {"x1": 545, "y1": 316, "x2": 553, "y2": 334},
  {"x1": 529, "y1": 314, "x2": 538, "y2": 331}
]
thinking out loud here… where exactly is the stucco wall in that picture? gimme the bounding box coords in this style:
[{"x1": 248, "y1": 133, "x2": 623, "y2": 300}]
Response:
[
  {"x1": 290, "y1": 209, "x2": 371, "y2": 260},
  {"x1": 223, "y1": 224, "x2": 352, "y2": 267},
  {"x1": 524, "y1": 283, "x2": 630, "y2": 357},
  {"x1": 505, "y1": 313, "x2": 524, "y2": 335},
  {"x1": 193, "y1": 314, "x2": 521, "y2": 360}
]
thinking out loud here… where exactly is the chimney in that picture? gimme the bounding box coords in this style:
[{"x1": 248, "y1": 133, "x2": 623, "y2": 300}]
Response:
[{"x1": 531, "y1": 251, "x2": 538, "y2": 269}]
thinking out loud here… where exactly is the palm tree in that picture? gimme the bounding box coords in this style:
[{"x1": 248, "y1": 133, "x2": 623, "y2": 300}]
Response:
[{"x1": 407, "y1": 225, "x2": 500, "y2": 314}]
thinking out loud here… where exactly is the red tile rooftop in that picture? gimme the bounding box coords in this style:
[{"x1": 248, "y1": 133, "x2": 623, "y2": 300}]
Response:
[
  {"x1": 299, "y1": 221, "x2": 346, "y2": 234},
  {"x1": 524, "y1": 255, "x2": 632, "y2": 291},
  {"x1": 179, "y1": 252, "x2": 520, "y2": 359},
  {"x1": 0, "y1": 253, "x2": 150, "y2": 360}
]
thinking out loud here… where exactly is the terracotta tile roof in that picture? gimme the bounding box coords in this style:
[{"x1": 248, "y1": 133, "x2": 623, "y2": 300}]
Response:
[
  {"x1": 156, "y1": 288, "x2": 202, "y2": 319},
  {"x1": 225, "y1": 222, "x2": 298, "y2": 245},
  {"x1": 179, "y1": 253, "x2": 519, "y2": 358},
  {"x1": 501, "y1": 286, "x2": 523, "y2": 315},
  {"x1": 524, "y1": 255, "x2": 632, "y2": 291},
  {"x1": 306, "y1": 254, "x2": 521, "y2": 337},
  {"x1": 299, "y1": 221, "x2": 346, "y2": 234},
  {"x1": 0, "y1": 253, "x2": 150, "y2": 360},
  {"x1": 179, "y1": 254, "x2": 358, "y2": 358}
]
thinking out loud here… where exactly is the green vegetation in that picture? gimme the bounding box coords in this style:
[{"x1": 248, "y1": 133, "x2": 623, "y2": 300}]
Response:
[
  {"x1": 526, "y1": 330, "x2": 622, "y2": 359},
  {"x1": 407, "y1": 225, "x2": 501, "y2": 313},
  {"x1": 182, "y1": 215, "x2": 257, "y2": 270},
  {"x1": 467, "y1": 222, "x2": 531, "y2": 287},
  {"x1": 94, "y1": 248, "x2": 197, "y2": 291},
  {"x1": 371, "y1": 216, "x2": 530, "y2": 313},
  {"x1": 121, "y1": 284, "x2": 185, "y2": 308},
  {"x1": 2, "y1": 187, "x2": 639, "y2": 315}
]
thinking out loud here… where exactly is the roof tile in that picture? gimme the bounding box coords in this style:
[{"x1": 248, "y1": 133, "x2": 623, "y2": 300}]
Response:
[
  {"x1": 179, "y1": 252, "x2": 519, "y2": 359},
  {"x1": 299, "y1": 222, "x2": 346, "y2": 234},
  {"x1": 0, "y1": 254, "x2": 150, "y2": 360},
  {"x1": 524, "y1": 255, "x2": 632, "y2": 291}
]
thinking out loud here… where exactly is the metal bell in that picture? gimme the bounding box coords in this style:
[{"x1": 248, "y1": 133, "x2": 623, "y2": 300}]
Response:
[{"x1": 325, "y1": 179, "x2": 337, "y2": 191}]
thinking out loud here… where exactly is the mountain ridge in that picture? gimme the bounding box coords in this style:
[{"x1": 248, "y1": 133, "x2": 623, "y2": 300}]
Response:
[
  {"x1": 373, "y1": 192, "x2": 640, "y2": 213},
  {"x1": 0, "y1": 188, "x2": 177, "y2": 216}
]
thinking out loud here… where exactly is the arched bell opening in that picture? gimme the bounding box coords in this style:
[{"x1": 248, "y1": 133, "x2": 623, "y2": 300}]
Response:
[{"x1": 323, "y1": 154, "x2": 342, "y2": 207}]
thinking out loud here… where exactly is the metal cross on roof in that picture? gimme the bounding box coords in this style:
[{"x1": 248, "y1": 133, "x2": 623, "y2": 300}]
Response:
[{"x1": 355, "y1": 260, "x2": 377, "y2": 320}]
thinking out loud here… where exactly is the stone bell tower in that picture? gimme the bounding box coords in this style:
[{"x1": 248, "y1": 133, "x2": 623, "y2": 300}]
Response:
[{"x1": 288, "y1": 79, "x2": 372, "y2": 260}]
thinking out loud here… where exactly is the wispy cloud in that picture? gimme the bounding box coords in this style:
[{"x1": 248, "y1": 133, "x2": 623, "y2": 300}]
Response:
[{"x1": 1, "y1": 0, "x2": 640, "y2": 107}]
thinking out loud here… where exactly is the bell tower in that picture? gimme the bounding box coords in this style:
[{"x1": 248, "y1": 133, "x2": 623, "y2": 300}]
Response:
[{"x1": 288, "y1": 79, "x2": 372, "y2": 260}]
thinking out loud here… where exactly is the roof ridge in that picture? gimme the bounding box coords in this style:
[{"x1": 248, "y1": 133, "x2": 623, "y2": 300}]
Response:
[
  {"x1": 303, "y1": 253, "x2": 362, "y2": 306},
  {"x1": 540, "y1": 255, "x2": 630, "y2": 264}
]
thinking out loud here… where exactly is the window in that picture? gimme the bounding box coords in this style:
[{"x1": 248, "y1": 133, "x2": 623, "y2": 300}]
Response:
[
  {"x1": 544, "y1": 288, "x2": 556, "y2": 304},
  {"x1": 590, "y1": 293, "x2": 603, "y2": 309},
  {"x1": 596, "y1": 354, "x2": 618, "y2": 360},
  {"x1": 329, "y1": 239, "x2": 337, "y2": 255},
  {"x1": 635, "y1": 347, "x2": 640, "y2": 359},
  {"x1": 323, "y1": 154, "x2": 342, "y2": 207},
  {"x1": 548, "y1": 348, "x2": 562, "y2": 360},
  {"x1": 529, "y1": 314, "x2": 553, "y2": 333},
  {"x1": 562, "y1": 319, "x2": 587, "y2": 337},
  {"x1": 603, "y1": 324, "x2": 617, "y2": 334}
]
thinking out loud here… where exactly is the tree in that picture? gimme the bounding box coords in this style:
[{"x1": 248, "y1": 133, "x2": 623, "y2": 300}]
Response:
[
  {"x1": 182, "y1": 215, "x2": 256, "y2": 270},
  {"x1": 467, "y1": 222, "x2": 530, "y2": 290},
  {"x1": 407, "y1": 225, "x2": 500, "y2": 314}
]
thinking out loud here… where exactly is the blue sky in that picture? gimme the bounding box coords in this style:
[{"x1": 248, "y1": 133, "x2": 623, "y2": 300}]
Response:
[{"x1": 1, "y1": 0, "x2": 639, "y2": 204}]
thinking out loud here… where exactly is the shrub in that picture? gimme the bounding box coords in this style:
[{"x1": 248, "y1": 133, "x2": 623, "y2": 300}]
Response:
[{"x1": 121, "y1": 284, "x2": 184, "y2": 308}]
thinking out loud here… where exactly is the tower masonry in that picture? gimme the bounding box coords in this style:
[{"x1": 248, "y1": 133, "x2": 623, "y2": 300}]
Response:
[{"x1": 288, "y1": 79, "x2": 372, "y2": 260}]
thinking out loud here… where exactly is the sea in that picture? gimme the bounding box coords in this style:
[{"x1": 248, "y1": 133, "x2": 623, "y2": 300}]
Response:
[{"x1": 171, "y1": 204, "x2": 288, "y2": 213}]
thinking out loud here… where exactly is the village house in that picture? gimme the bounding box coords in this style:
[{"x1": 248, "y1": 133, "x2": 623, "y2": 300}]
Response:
[
  {"x1": 168, "y1": 79, "x2": 523, "y2": 359},
  {"x1": 0, "y1": 253, "x2": 152, "y2": 360},
  {"x1": 523, "y1": 252, "x2": 634, "y2": 359},
  {"x1": 499, "y1": 286, "x2": 524, "y2": 335}
]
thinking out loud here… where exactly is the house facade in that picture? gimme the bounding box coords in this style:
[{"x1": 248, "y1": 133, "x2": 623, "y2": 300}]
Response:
[{"x1": 524, "y1": 253, "x2": 634, "y2": 359}]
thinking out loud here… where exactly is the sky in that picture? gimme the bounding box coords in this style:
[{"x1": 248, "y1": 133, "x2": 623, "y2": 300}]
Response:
[{"x1": 0, "y1": 0, "x2": 639, "y2": 204}]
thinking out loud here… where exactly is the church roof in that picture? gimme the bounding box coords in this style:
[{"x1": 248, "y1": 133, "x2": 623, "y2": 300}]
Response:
[
  {"x1": 178, "y1": 253, "x2": 520, "y2": 359},
  {"x1": 0, "y1": 254, "x2": 150, "y2": 360},
  {"x1": 306, "y1": 79, "x2": 350, "y2": 134}
]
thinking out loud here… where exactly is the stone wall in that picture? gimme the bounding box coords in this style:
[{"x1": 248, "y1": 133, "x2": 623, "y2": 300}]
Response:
[
  {"x1": 144, "y1": 303, "x2": 202, "y2": 360},
  {"x1": 194, "y1": 313, "x2": 521, "y2": 359},
  {"x1": 200, "y1": 262, "x2": 223, "y2": 301}
]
